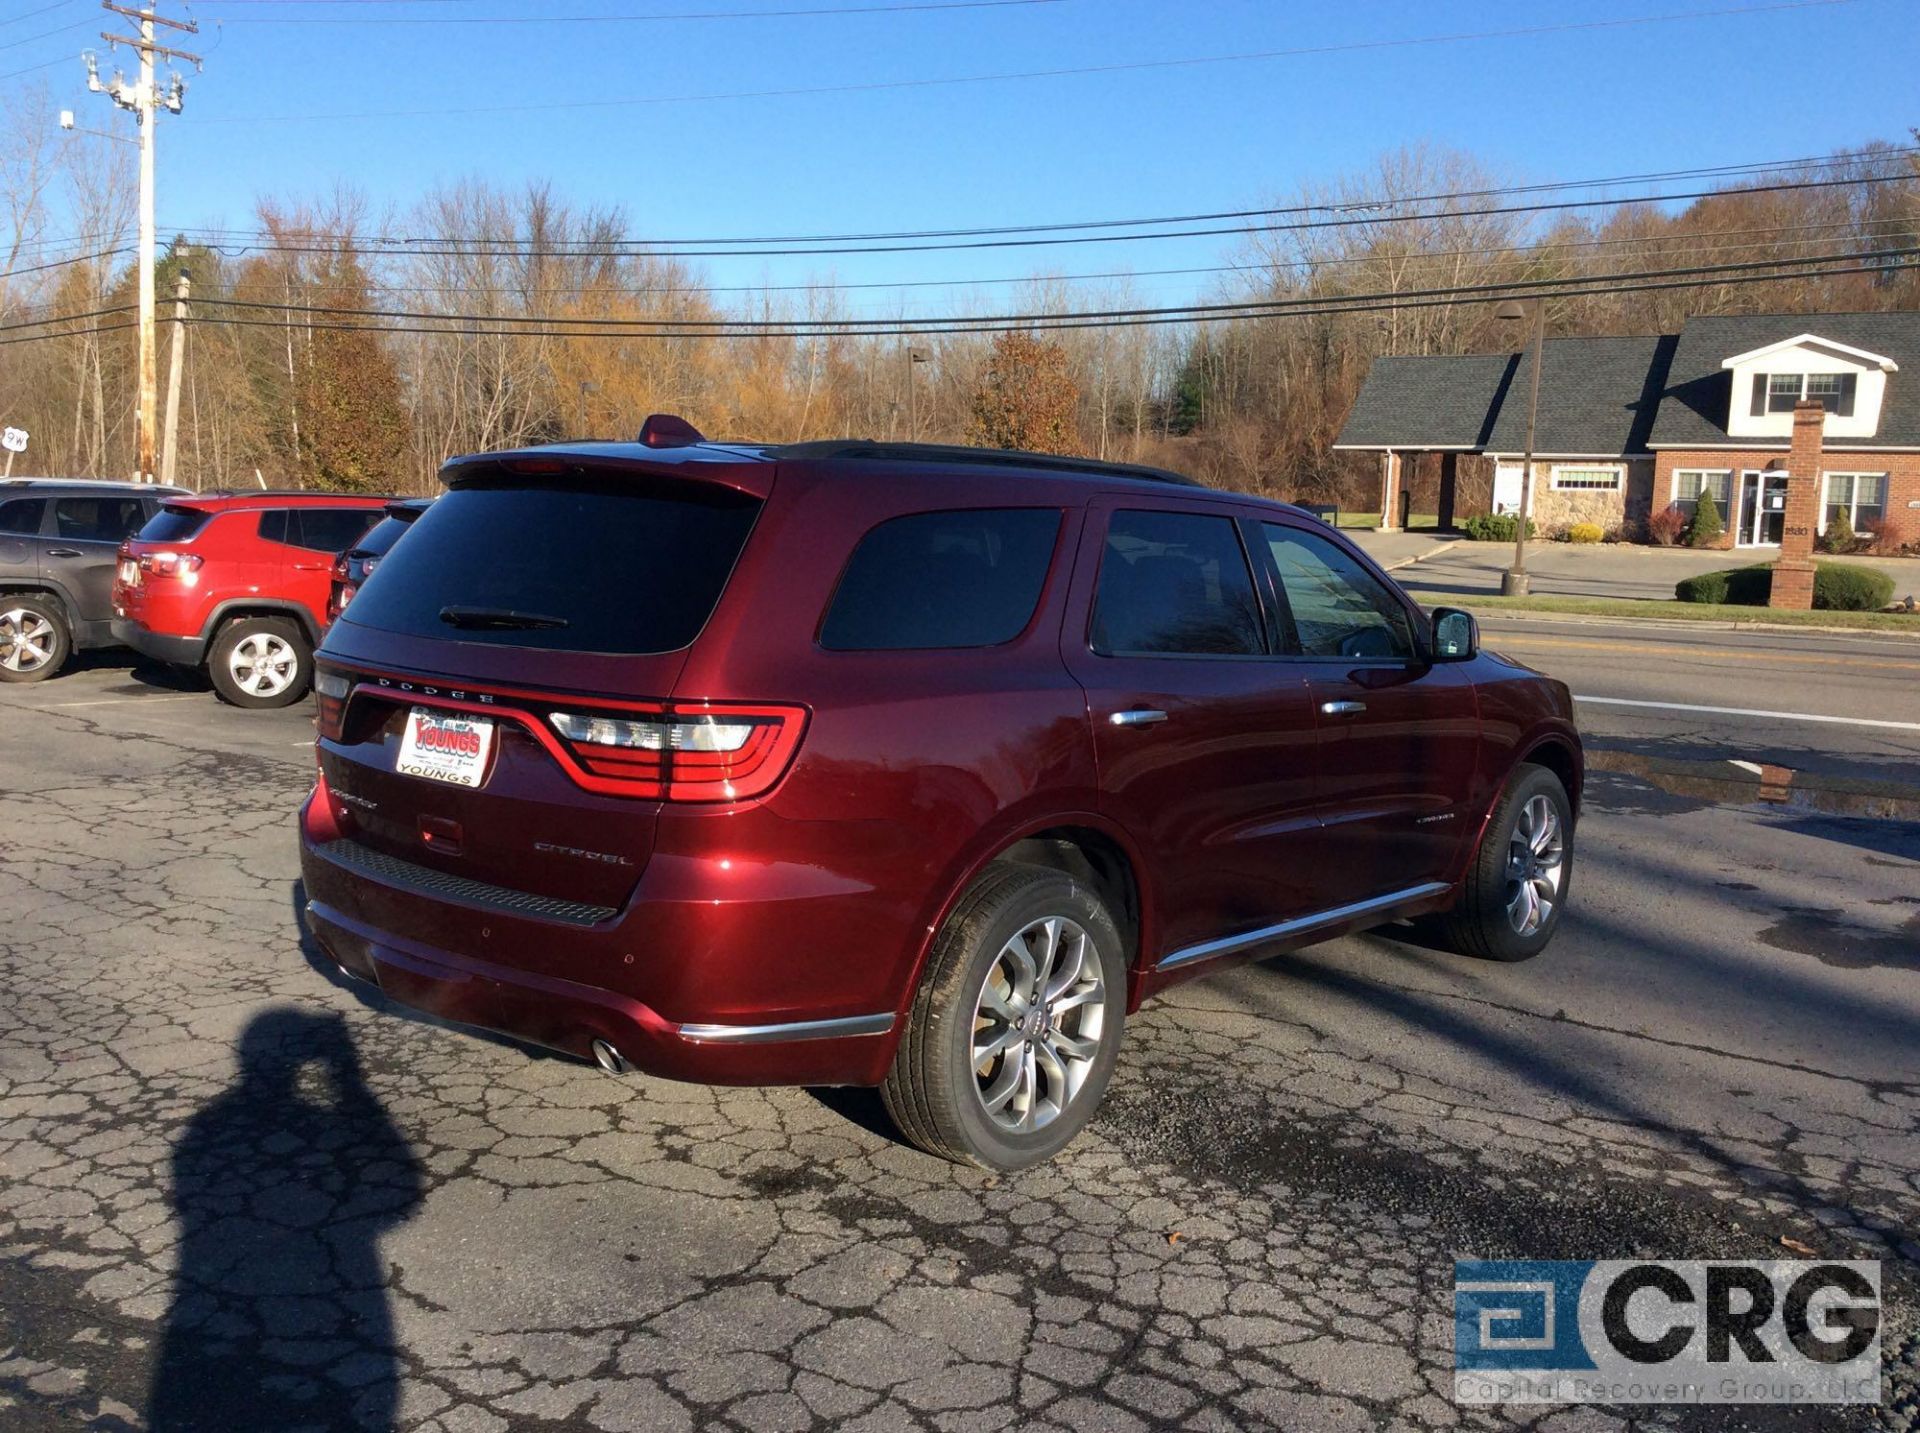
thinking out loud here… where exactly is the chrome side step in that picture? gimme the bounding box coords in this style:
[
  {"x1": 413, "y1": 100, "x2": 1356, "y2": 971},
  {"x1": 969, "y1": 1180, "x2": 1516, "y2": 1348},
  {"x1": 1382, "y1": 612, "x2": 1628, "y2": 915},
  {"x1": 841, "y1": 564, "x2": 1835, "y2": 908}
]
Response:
[{"x1": 1154, "y1": 881, "x2": 1451, "y2": 973}]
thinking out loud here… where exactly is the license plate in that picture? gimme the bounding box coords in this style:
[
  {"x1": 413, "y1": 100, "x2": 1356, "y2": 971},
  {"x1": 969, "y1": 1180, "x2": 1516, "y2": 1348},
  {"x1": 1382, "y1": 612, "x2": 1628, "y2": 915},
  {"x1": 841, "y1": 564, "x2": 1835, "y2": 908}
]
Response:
[{"x1": 396, "y1": 707, "x2": 495, "y2": 788}]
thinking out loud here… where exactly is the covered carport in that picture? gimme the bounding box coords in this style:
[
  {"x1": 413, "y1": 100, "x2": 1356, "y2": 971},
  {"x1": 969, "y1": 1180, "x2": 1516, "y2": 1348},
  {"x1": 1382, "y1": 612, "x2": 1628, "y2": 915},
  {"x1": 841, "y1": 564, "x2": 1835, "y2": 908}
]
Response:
[{"x1": 1332, "y1": 352, "x2": 1514, "y2": 529}]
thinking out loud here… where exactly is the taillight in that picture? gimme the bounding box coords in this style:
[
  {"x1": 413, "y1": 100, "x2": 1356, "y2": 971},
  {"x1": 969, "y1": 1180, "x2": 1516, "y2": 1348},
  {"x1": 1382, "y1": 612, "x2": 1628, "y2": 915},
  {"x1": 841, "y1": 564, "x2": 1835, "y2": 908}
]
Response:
[
  {"x1": 546, "y1": 702, "x2": 806, "y2": 802},
  {"x1": 140, "y1": 551, "x2": 203, "y2": 579},
  {"x1": 313, "y1": 668, "x2": 351, "y2": 741},
  {"x1": 331, "y1": 555, "x2": 349, "y2": 581}
]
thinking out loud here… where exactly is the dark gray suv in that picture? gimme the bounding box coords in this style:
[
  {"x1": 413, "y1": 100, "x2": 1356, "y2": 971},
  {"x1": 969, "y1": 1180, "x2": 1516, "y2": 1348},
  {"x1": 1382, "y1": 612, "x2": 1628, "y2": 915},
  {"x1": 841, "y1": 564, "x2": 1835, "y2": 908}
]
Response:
[{"x1": 0, "y1": 479, "x2": 185, "y2": 682}]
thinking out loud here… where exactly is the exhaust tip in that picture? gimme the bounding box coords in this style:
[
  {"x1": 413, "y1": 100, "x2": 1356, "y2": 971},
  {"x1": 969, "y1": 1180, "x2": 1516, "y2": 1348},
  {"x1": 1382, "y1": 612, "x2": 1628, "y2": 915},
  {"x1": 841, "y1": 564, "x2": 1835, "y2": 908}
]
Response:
[{"x1": 590, "y1": 1038, "x2": 632, "y2": 1076}]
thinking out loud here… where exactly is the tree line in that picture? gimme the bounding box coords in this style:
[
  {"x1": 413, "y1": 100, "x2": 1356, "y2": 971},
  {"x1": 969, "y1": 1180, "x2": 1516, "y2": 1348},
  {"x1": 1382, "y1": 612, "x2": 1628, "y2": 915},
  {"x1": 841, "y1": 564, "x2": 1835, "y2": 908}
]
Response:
[{"x1": 3, "y1": 85, "x2": 1915, "y2": 500}]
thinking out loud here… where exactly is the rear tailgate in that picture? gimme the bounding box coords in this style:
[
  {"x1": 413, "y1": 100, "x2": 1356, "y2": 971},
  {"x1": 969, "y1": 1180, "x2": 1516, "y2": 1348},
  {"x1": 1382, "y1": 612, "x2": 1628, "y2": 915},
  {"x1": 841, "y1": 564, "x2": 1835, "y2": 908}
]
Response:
[{"x1": 312, "y1": 455, "x2": 768, "y2": 918}]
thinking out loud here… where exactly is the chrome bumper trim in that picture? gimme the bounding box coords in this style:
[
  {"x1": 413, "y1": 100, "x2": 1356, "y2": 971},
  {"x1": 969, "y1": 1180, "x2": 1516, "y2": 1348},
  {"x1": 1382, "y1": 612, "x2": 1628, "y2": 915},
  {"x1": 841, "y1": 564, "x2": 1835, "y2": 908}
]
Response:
[{"x1": 677, "y1": 1011, "x2": 896, "y2": 1045}]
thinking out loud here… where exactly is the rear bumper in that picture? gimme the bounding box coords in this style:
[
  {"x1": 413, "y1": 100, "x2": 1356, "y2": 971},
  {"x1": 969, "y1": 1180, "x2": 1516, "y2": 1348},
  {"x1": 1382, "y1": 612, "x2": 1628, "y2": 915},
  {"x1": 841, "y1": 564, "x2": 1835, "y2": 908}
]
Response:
[
  {"x1": 297, "y1": 796, "x2": 899, "y2": 1086},
  {"x1": 110, "y1": 619, "x2": 202, "y2": 666}
]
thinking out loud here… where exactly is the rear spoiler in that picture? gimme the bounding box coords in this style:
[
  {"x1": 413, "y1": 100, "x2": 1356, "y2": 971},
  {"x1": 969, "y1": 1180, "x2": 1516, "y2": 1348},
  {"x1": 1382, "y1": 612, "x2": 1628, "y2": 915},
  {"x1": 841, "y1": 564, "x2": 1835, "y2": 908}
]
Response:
[{"x1": 439, "y1": 448, "x2": 775, "y2": 501}]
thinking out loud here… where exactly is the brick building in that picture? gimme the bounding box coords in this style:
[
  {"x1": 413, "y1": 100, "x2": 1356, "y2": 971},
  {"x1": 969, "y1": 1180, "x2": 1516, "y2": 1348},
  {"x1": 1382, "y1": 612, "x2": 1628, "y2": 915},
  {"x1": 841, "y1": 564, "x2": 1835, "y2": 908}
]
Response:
[{"x1": 1334, "y1": 312, "x2": 1919, "y2": 549}]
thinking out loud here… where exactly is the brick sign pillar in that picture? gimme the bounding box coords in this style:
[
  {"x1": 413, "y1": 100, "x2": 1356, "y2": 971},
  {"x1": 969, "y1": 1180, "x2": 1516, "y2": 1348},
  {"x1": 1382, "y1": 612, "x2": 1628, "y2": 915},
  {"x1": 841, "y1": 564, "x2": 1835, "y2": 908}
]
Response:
[{"x1": 1769, "y1": 400, "x2": 1825, "y2": 610}]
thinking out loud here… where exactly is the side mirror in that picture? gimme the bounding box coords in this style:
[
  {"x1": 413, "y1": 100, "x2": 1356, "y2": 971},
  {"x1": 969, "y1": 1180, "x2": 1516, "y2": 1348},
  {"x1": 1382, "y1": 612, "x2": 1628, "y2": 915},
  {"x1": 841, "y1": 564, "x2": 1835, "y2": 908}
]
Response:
[{"x1": 1431, "y1": 607, "x2": 1478, "y2": 662}]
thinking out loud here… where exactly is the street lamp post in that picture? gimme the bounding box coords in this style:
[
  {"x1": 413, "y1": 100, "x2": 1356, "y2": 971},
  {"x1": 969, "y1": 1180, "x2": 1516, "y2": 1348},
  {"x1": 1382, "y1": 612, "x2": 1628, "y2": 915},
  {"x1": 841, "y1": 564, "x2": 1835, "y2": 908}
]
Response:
[
  {"x1": 1496, "y1": 298, "x2": 1546, "y2": 596},
  {"x1": 906, "y1": 347, "x2": 931, "y2": 441}
]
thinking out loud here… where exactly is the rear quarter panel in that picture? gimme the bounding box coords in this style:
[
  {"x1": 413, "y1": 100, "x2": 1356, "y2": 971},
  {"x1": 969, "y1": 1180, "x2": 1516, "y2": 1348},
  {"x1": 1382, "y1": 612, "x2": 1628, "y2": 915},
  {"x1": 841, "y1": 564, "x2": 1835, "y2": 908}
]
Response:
[{"x1": 665, "y1": 467, "x2": 1102, "y2": 1046}]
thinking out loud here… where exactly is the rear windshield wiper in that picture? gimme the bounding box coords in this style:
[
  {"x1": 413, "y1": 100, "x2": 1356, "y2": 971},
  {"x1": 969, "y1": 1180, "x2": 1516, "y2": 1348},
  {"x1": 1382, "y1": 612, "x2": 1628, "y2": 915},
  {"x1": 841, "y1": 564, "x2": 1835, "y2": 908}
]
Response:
[{"x1": 438, "y1": 605, "x2": 571, "y2": 631}]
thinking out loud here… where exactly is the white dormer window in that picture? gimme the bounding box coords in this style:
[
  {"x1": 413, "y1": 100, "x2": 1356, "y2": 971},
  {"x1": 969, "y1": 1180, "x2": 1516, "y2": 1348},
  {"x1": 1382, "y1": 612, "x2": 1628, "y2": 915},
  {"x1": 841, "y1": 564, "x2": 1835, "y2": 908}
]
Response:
[{"x1": 1722, "y1": 334, "x2": 1894, "y2": 440}]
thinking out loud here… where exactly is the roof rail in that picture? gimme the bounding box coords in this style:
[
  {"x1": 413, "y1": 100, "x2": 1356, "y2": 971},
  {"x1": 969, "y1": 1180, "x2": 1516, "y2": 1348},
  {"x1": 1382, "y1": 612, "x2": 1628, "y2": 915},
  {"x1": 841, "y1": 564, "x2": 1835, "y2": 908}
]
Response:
[{"x1": 770, "y1": 439, "x2": 1199, "y2": 487}]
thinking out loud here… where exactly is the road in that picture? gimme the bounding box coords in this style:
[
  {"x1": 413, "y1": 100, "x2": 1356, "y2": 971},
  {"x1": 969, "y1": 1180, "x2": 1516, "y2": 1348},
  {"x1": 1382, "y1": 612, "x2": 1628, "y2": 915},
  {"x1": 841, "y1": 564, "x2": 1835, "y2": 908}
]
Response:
[{"x1": 1, "y1": 631, "x2": 1915, "y2": 1433}]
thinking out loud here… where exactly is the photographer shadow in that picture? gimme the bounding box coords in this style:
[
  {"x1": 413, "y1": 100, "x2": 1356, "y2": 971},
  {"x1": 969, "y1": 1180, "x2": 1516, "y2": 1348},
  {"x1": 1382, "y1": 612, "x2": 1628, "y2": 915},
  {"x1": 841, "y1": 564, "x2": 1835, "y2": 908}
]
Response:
[{"x1": 148, "y1": 1006, "x2": 422, "y2": 1433}]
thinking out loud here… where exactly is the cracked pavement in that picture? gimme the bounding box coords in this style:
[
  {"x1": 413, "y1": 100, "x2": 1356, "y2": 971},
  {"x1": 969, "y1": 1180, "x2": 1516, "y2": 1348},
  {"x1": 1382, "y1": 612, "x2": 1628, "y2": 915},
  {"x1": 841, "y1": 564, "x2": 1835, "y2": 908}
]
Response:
[{"x1": 1, "y1": 650, "x2": 1915, "y2": 1432}]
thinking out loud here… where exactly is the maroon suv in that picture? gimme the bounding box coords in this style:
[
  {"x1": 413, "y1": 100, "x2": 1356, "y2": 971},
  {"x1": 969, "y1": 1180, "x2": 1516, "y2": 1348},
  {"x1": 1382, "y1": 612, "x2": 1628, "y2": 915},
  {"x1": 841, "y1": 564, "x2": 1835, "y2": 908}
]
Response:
[{"x1": 299, "y1": 426, "x2": 1581, "y2": 1170}]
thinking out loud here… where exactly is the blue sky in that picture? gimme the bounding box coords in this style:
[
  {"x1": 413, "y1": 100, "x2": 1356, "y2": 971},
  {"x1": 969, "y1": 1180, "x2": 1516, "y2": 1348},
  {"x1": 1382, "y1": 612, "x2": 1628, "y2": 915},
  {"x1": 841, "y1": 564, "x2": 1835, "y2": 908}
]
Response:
[{"x1": 12, "y1": 0, "x2": 1918, "y2": 314}]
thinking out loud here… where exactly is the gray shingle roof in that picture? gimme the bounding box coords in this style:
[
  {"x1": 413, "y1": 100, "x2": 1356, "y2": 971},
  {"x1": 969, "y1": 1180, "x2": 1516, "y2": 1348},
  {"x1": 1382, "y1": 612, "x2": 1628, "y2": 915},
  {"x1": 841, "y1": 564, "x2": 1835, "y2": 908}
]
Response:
[
  {"x1": 1646, "y1": 311, "x2": 1920, "y2": 448},
  {"x1": 1333, "y1": 353, "x2": 1514, "y2": 450},
  {"x1": 1336, "y1": 337, "x2": 1673, "y2": 455},
  {"x1": 1483, "y1": 335, "x2": 1676, "y2": 456}
]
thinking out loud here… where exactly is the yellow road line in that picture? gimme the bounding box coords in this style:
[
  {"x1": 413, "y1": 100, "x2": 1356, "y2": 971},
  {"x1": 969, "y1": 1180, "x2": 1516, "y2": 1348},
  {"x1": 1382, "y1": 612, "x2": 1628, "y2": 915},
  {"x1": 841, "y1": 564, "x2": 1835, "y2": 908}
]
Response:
[{"x1": 1493, "y1": 634, "x2": 1920, "y2": 673}]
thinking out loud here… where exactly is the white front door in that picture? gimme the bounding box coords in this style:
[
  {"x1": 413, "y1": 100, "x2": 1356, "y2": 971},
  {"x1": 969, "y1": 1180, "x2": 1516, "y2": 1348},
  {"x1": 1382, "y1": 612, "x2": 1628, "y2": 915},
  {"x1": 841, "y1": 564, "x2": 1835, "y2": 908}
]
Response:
[{"x1": 1492, "y1": 464, "x2": 1527, "y2": 516}]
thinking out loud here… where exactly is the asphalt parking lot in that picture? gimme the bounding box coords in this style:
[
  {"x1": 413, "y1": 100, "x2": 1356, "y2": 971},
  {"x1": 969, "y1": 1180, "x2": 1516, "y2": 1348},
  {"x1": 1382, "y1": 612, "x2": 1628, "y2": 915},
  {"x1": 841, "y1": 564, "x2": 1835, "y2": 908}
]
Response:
[{"x1": 2, "y1": 634, "x2": 1917, "y2": 1432}]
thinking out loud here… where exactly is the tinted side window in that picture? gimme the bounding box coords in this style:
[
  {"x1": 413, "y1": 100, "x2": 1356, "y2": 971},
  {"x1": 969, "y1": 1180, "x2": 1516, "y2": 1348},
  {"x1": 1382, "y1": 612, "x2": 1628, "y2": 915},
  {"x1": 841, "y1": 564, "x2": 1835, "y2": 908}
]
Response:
[
  {"x1": 55, "y1": 497, "x2": 148, "y2": 543},
  {"x1": 0, "y1": 498, "x2": 44, "y2": 536},
  {"x1": 258, "y1": 510, "x2": 289, "y2": 545},
  {"x1": 1263, "y1": 523, "x2": 1414, "y2": 660},
  {"x1": 1092, "y1": 510, "x2": 1264, "y2": 657},
  {"x1": 292, "y1": 508, "x2": 382, "y2": 554},
  {"x1": 820, "y1": 508, "x2": 1061, "y2": 651}
]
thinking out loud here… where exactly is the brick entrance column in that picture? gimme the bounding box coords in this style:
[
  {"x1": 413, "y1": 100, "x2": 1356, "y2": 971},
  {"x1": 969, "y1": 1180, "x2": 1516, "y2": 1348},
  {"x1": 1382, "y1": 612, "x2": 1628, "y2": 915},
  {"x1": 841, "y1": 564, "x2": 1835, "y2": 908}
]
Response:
[{"x1": 1769, "y1": 400, "x2": 1824, "y2": 610}]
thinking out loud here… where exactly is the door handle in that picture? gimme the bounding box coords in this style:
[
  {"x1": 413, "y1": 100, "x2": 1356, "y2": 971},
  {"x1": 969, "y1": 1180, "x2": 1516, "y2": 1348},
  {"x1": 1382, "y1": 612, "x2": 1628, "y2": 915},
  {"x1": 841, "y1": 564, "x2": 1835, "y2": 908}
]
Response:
[
  {"x1": 46, "y1": 548, "x2": 83, "y2": 558},
  {"x1": 291, "y1": 561, "x2": 329, "y2": 571},
  {"x1": 1109, "y1": 708, "x2": 1168, "y2": 727},
  {"x1": 1320, "y1": 700, "x2": 1367, "y2": 717}
]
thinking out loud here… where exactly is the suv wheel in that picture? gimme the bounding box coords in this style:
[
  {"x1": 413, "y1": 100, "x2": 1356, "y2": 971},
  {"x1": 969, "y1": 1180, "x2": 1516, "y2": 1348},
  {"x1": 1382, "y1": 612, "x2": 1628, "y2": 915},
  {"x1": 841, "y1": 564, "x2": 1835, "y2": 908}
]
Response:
[
  {"x1": 0, "y1": 596, "x2": 70, "y2": 683},
  {"x1": 1442, "y1": 762, "x2": 1573, "y2": 962},
  {"x1": 883, "y1": 863, "x2": 1125, "y2": 1171},
  {"x1": 209, "y1": 617, "x2": 312, "y2": 709}
]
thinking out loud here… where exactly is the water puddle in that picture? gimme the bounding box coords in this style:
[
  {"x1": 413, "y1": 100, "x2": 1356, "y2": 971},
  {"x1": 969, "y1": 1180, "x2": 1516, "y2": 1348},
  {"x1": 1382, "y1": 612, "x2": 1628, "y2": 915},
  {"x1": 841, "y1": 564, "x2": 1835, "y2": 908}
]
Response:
[{"x1": 1585, "y1": 749, "x2": 1920, "y2": 822}]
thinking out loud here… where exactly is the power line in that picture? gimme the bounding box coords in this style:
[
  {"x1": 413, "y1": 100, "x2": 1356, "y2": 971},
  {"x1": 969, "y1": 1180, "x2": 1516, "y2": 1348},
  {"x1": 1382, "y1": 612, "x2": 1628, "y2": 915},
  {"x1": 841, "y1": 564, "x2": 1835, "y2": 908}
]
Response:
[
  {"x1": 162, "y1": 172, "x2": 1920, "y2": 262},
  {"x1": 181, "y1": 247, "x2": 1920, "y2": 337},
  {"x1": 202, "y1": 0, "x2": 1067, "y2": 23},
  {"x1": 8, "y1": 215, "x2": 1908, "y2": 328},
  {"x1": 185, "y1": 0, "x2": 1868, "y2": 122},
  {"x1": 158, "y1": 148, "x2": 1920, "y2": 250},
  {"x1": 0, "y1": 302, "x2": 138, "y2": 333},
  {"x1": 0, "y1": 318, "x2": 137, "y2": 348},
  {"x1": 4, "y1": 255, "x2": 1909, "y2": 350},
  {"x1": 10, "y1": 143, "x2": 1909, "y2": 263}
]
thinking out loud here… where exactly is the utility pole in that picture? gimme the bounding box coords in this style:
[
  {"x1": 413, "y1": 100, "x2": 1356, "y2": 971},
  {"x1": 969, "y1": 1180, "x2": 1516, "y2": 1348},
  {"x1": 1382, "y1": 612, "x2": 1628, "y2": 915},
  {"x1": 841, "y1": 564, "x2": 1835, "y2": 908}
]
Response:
[
  {"x1": 1494, "y1": 297, "x2": 1546, "y2": 596},
  {"x1": 83, "y1": 1, "x2": 199, "y2": 484},
  {"x1": 159, "y1": 270, "x2": 188, "y2": 488}
]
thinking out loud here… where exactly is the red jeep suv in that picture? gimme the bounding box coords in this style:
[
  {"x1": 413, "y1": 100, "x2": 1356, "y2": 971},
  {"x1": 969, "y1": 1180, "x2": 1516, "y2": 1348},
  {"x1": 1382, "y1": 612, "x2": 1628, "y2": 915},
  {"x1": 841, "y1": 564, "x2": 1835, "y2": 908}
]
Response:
[
  {"x1": 299, "y1": 429, "x2": 1581, "y2": 1170},
  {"x1": 113, "y1": 492, "x2": 391, "y2": 708}
]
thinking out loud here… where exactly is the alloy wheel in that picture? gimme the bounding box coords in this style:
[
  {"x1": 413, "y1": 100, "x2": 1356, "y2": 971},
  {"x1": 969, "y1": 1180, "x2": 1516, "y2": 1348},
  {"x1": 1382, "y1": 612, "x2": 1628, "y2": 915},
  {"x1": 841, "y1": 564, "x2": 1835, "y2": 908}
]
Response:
[
  {"x1": 228, "y1": 632, "x2": 297, "y2": 698},
  {"x1": 970, "y1": 915, "x2": 1106, "y2": 1134},
  {"x1": 0, "y1": 608, "x2": 56, "y2": 674},
  {"x1": 1505, "y1": 793, "x2": 1565, "y2": 936}
]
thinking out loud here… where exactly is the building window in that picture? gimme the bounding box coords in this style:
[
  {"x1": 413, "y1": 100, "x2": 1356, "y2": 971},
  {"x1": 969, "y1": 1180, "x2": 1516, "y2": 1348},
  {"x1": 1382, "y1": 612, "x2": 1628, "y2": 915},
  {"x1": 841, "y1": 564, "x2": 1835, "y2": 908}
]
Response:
[
  {"x1": 1766, "y1": 374, "x2": 1805, "y2": 413},
  {"x1": 1762, "y1": 372, "x2": 1854, "y2": 414},
  {"x1": 1673, "y1": 469, "x2": 1732, "y2": 517},
  {"x1": 1549, "y1": 465, "x2": 1623, "y2": 492},
  {"x1": 1821, "y1": 473, "x2": 1887, "y2": 535}
]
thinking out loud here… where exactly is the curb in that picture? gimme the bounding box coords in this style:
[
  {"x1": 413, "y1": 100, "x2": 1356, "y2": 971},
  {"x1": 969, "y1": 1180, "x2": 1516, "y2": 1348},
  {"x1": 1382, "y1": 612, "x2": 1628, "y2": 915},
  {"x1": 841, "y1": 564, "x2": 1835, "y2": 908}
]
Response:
[{"x1": 1379, "y1": 539, "x2": 1463, "y2": 573}]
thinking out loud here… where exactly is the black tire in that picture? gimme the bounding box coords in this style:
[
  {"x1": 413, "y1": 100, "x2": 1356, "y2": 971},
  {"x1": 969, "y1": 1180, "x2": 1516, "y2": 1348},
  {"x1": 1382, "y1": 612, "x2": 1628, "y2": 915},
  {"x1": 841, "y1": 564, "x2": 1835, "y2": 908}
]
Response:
[
  {"x1": 208, "y1": 616, "x2": 312, "y2": 709},
  {"x1": 883, "y1": 863, "x2": 1126, "y2": 1172},
  {"x1": 1441, "y1": 762, "x2": 1574, "y2": 962},
  {"x1": 0, "y1": 594, "x2": 71, "y2": 683}
]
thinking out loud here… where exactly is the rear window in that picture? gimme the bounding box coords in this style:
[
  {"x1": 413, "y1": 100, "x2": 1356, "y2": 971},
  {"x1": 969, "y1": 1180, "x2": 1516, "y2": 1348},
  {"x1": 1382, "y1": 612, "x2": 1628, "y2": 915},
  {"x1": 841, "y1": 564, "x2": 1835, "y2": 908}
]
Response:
[
  {"x1": 820, "y1": 508, "x2": 1061, "y2": 651},
  {"x1": 341, "y1": 479, "x2": 761, "y2": 655},
  {"x1": 140, "y1": 505, "x2": 213, "y2": 543},
  {"x1": 351, "y1": 515, "x2": 414, "y2": 560}
]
